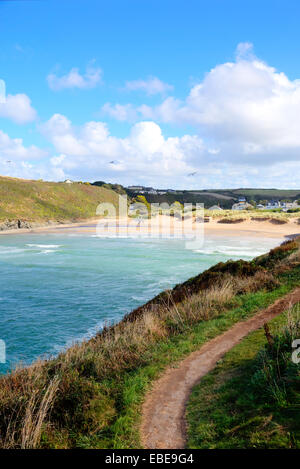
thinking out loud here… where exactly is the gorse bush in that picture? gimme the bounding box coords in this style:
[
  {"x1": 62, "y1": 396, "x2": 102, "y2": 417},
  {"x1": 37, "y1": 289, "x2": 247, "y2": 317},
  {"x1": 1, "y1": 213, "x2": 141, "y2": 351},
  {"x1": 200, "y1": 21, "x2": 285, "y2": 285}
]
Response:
[{"x1": 256, "y1": 240, "x2": 298, "y2": 269}]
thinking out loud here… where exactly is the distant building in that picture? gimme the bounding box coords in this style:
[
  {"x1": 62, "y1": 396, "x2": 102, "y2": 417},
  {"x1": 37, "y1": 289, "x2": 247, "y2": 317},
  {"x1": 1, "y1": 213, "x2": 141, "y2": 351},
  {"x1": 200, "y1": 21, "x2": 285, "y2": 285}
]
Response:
[
  {"x1": 208, "y1": 205, "x2": 223, "y2": 210},
  {"x1": 127, "y1": 186, "x2": 144, "y2": 191},
  {"x1": 64, "y1": 179, "x2": 73, "y2": 184},
  {"x1": 232, "y1": 197, "x2": 249, "y2": 210},
  {"x1": 232, "y1": 202, "x2": 253, "y2": 211},
  {"x1": 265, "y1": 200, "x2": 284, "y2": 210},
  {"x1": 281, "y1": 202, "x2": 299, "y2": 211},
  {"x1": 265, "y1": 200, "x2": 281, "y2": 209}
]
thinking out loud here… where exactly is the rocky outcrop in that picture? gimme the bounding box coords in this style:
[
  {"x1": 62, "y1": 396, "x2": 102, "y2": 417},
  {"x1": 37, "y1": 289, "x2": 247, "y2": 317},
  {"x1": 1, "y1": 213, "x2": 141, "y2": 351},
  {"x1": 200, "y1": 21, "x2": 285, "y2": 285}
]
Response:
[
  {"x1": 0, "y1": 220, "x2": 33, "y2": 231},
  {"x1": 0, "y1": 219, "x2": 52, "y2": 231}
]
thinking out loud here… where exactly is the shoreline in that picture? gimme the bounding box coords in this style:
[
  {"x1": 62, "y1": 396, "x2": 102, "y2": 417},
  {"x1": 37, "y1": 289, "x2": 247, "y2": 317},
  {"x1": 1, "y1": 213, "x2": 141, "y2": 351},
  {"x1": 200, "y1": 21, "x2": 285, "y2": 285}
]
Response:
[{"x1": 0, "y1": 215, "x2": 299, "y2": 240}]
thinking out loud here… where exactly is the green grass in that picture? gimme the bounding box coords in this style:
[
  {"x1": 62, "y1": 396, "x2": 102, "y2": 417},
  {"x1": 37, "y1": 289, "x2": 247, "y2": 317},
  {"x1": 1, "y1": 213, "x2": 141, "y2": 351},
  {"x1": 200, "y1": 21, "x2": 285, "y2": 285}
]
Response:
[
  {"x1": 186, "y1": 303, "x2": 300, "y2": 449},
  {"x1": 0, "y1": 176, "x2": 120, "y2": 222},
  {"x1": 204, "y1": 208, "x2": 297, "y2": 222},
  {"x1": 135, "y1": 188, "x2": 300, "y2": 209},
  {"x1": 71, "y1": 267, "x2": 300, "y2": 449}
]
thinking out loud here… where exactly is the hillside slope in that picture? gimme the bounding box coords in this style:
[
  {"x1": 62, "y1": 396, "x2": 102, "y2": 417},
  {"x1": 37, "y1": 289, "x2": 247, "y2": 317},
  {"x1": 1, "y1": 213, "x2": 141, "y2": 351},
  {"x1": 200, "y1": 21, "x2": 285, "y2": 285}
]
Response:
[
  {"x1": 126, "y1": 188, "x2": 300, "y2": 209},
  {"x1": 0, "y1": 238, "x2": 300, "y2": 448},
  {"x1": 0, "y1": 176, "x2": 120, "y2": 224}
]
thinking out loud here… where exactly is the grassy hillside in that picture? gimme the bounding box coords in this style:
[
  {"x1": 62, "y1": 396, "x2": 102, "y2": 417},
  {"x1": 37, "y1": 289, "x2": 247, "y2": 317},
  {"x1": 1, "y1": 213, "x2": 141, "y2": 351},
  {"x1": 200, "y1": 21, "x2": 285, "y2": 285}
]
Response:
[
  {"x1": 128, "y1": 188, "x2": 300, "y2": 209},
  {"x1": 1, "y1": 238, "x2": 300, "y2": 448},
  {"x1": 0, "y1": 176, "x2": 120, "y2": 223}
]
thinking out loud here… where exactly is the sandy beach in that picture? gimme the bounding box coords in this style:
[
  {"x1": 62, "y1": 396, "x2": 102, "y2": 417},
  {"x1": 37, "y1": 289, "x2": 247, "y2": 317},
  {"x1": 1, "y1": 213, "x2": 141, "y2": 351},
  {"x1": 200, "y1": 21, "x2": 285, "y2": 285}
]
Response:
[{"x1": 1, "y1": 215, "x2": 299, "y2": 240}]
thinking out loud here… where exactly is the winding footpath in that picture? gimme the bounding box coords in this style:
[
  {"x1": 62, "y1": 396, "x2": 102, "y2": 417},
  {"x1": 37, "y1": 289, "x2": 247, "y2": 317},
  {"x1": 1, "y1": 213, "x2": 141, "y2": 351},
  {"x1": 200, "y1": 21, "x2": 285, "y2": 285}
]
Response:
[{"x1": 140, "y1": 287, "x2": 300, "y2": 449}]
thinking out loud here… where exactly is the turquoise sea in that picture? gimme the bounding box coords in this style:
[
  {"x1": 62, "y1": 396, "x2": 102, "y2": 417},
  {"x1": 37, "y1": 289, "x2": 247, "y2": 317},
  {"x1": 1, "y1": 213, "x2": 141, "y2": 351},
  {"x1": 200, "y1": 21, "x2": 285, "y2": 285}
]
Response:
[{"x1": 0, "y1": 232, "x2": 281, "y2": 373}]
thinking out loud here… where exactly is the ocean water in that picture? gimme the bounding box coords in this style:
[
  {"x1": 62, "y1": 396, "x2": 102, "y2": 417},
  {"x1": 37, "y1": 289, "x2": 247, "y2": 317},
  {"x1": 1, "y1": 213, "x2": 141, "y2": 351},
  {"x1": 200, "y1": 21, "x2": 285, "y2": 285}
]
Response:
[{"x1": 0, "y1": 232, "x2": 281, "y2": 373}]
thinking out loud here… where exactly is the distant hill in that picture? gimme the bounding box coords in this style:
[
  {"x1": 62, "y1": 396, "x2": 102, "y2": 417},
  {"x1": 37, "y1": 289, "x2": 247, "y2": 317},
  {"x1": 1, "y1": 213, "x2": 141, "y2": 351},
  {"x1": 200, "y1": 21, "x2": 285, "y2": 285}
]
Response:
[
  {"x1": 0, "y1": 176, "x2": 120, "y2": 222},
  {"x1": 126, "y1": 187, "x2": 300, "y2": 209}
]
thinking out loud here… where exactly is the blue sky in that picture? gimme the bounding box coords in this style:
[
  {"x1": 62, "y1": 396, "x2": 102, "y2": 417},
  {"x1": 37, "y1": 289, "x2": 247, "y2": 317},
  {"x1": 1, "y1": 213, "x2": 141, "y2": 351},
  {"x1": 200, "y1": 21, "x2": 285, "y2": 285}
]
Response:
[{"x1": 1, "y1": 0, "x2": 300, "y2": 188}]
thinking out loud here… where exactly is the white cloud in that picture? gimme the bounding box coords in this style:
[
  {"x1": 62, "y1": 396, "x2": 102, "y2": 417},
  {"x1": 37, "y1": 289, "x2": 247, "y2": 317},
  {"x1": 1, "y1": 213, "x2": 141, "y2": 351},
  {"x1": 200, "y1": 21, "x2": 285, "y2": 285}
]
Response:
[
  {"x1": 47, "y1": 65, "x2": 102, "y2": 91},
  {"x1": 0, "y1": 80, "x2": 5, "y2": 104},
  {"x1": 125, "y1": 76, "x2": 173, "y2": 95},
  {"x1": 0, "y1": 129, "x2": 59, "y2": 180},
  {"x1": 103, "y1": 44, "x2": 300, "y2": 169},
  {"x1": 3, "y1": 112, "x2": 300, "y2": 188},
  {"x1": 0, "y1": 130, "x2": 46, "y2": 160},
  {"x1": 40, "y1": 114, "x2": 205, "y2": 184},
  {"x1": 0, "y1": 93, "x2": 37, "y2": 124},
  {"x1": 4, "y1": 44, "x2": 300, "y2": 188},
  {"x1": 40, "y1": 114, "x2": 300, "y2": 188},
  {"x1": 101, "y1": 103, "x2": 138, "y2": 122},
  {"x1": 235, "y1": 41, "x2": 255, "y2": 61},
  {"x1": 38, "y1": 107, "x2": 300, "y2": 187}
]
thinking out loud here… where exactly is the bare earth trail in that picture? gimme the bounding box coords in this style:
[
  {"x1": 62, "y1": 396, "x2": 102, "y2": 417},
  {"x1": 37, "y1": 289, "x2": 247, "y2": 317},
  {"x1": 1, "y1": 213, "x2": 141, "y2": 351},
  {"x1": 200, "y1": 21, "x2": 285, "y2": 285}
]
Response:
[{"x1": 141, "y1": 287, "x2": 300, "y2": 449}]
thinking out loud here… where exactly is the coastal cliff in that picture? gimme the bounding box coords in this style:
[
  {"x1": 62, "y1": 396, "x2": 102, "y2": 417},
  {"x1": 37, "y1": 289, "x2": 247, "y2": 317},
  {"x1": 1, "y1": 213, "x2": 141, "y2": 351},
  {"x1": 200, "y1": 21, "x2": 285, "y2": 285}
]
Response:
[{"x1": 0, "y1": 238, "x2": 299, "y2": 448}]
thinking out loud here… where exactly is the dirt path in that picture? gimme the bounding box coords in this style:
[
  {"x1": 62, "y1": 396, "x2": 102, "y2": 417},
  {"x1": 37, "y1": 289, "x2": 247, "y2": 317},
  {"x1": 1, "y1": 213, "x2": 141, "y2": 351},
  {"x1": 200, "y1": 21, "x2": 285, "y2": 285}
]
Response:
[{"x1": 141, "y1": 287, "x2": 300, "y2": 449}]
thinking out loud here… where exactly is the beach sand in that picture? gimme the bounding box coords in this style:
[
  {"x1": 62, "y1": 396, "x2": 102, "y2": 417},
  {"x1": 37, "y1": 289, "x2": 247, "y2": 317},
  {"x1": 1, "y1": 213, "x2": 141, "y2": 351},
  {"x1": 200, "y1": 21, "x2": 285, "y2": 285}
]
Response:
[{"x1": 0, "y1": 215, "x2": 299, "y2": 240}]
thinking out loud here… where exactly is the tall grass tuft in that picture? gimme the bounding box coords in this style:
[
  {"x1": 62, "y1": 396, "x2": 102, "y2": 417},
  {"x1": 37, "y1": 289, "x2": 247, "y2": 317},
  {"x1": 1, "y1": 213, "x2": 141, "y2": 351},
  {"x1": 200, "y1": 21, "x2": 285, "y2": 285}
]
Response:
[
  {"x1": 251, "y1": 308, "x2": 300, "y2": 407},
  {"x1": 0, "y1": 238, "x2": 299, "y2": 447}
]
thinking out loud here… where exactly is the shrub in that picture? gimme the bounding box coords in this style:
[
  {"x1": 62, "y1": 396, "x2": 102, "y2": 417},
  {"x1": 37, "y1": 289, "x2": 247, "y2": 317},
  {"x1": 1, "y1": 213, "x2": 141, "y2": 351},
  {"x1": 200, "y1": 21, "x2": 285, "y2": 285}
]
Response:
[
  {"x1": 217, "y1": 218, "x2": 245, "y2": 224},
  {"x1": 250, "y1": 312, "x2": 300, "y2": 406}
]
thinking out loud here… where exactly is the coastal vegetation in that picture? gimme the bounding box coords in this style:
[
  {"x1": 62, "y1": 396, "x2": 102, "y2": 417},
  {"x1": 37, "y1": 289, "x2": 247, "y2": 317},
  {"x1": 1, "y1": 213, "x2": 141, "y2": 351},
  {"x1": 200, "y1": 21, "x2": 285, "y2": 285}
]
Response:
[
  {"x1": 0, "y1": 238, "x2": 300, "y2": 448},
  {"x1": 0, "y1": 176, "x2": 299, "y2": 230},
  {"x1": 187, "y1": 306, "x2": 300, "y2": 449},
  {"x1": 204, "y1": 208, "x2": 296, "y2": 221},
  {"x1": 128, "y1": 188, "x2": 300, "y2": 210}
]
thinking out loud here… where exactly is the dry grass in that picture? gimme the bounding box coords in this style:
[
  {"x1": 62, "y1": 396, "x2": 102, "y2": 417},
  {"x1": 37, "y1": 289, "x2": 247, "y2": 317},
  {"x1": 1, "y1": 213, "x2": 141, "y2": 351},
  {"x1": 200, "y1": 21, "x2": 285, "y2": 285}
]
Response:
[
  {"x1": 0, "y1": 239, "x2": 300, "y2": 448},
  {"x1": 205, "y1": 209, "x2": 298, "y2": 223},
  {"x1": 20, "y1": 376, "x2": 60, "y2": 449},
  {"x1": 0, "y1": 175, "x2": 121, "y2": 222},
  {"x1": 0, "y1": 361, "x2": 60, "y2": 448}
]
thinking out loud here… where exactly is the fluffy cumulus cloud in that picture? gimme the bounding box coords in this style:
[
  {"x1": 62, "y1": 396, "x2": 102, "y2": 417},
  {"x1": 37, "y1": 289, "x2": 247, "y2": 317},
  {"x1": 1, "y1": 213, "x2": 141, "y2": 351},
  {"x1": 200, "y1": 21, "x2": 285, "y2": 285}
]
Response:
[
  {"x1": 0, "y1": 130, "x2": 62, "y2": 181},
  {"x1": 38, "y1": 113, "x2": 300, "y2": 188},
  {"x1": 40, "y1": 114, "x2": 207, "y2": 184},
  {"x1": 171, "y1": 46, "x2": 300, "y2": 154},
  {"x1": 3, "y1": 44, "x2": 300, "y2": 188},
  {"x1": 125, "y1": 76, "x2": 173, "y2": 95},
  {"x1": 0, "y1": 93, "x2": 37, "y2": 124},
  {"x1": 47, "y1": 65, "x2": 102, "y2": 91},
  {"x1": 102, "y1": 43, "x2": 300, "y2": 169},
  {"x1": 2, "y1": 114, "x2": 300, "y2": 188},
  {"x1": 0, "y1": 130, "x2": 45, "y2": 160}
]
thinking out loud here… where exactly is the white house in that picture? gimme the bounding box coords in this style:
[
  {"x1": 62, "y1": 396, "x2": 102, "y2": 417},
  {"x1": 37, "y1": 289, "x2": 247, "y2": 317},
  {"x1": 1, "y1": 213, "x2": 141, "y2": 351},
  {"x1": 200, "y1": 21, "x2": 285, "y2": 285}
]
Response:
[
  {"x1": 64, "y1": 179, "x2": 73, "y2": 184},
  {"x1": 208, "y1": 205, "x2": 223, "y2": 210},
  {"x1": 265, "y1": 200, "x2": 281, "y2": 209},
  {"x1": 232, "y1": 202, "x2": 253, "y2": 211}
]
